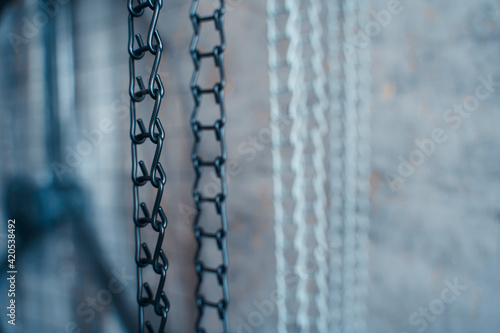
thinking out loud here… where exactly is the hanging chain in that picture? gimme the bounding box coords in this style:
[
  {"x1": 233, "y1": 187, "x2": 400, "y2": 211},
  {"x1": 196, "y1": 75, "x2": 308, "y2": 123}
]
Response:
[
  {"x1": 327, "y1": 0, "x2": 344, "y2": 331},
  {"x1": 128, "y1": 1, "x2": 169, "y2": 332},
  {"x1": 269, "y1": 0, "x2": 331, "y2": 331},
  {"x1": 189, "y1": 1, "x2": 230, "y2": 332},
  {"x1": 352, "y1": 0, "x2": 371, "y2": 331},
  {"x1": 267, "y1": 0, "x2": 303, "y2": 331},
  {"x1": 310, "y1": 0, "x2": 331, "y2": 329},
  {"x1": 340, "y1": 0, "x2": 359, "y2": 331},
  {"x1": 328, "y1": 0, "x2": 371, "y2": 332},
  {"x1": 270, "y1": 0, "x2": 371, "y2": 332},
  {"x1": 293, "y1": 0, "x2": 329, "y2": 331}
]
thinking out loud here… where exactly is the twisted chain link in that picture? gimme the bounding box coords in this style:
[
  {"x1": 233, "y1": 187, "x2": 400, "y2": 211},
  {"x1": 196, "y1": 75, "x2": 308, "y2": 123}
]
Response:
[
  {"x1": 128, "y1": 1, "x2": 169, "y2": 332},
  {"x1": 189, "y1": 1, "x2": 230, "y2": 332}
]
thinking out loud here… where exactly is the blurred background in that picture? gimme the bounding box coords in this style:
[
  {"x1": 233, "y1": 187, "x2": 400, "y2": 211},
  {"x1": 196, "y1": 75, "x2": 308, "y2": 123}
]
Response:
[{"x1": 0, "y1": 0, "x2": 499, "y2": 332}]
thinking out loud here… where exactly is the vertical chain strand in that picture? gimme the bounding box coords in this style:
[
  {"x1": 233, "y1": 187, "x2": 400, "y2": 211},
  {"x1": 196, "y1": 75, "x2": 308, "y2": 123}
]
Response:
[
  {"x1": 352, "y1": 0, "x2": 371, "y2": 331},
  {"x1": 308, "y1": 0, "x2": 329, "y2": 330},
  {"x1": 189, "y1": 1, "x2": 230, "y2": 332},
  {"x1": 340, "y1": 0, "x2": 359, "y2": 331},
  {"x1": 327, "y1": 0, "x2": 344, "y2": 331},
  {"x1": 128, "y1": 1, "x2": 169, "y2": 332},
  {"x1": 327, "y1": 0, "x2": 371, "y2": 332},
  {"x1": 268, "y1": 0, "x2": 304, "y2": 331},
  {"x1": 269, "y1": 0, "x2": 333, "y2": 331}
]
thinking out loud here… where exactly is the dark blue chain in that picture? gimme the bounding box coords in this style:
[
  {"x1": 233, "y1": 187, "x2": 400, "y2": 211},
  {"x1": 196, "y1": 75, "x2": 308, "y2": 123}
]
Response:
[
  {"x1": 128, "y1": 1, "x2": 169, "y2": 332},
  {"x1": 190, "y1": 1, "x2": 230, "y2": 332}
]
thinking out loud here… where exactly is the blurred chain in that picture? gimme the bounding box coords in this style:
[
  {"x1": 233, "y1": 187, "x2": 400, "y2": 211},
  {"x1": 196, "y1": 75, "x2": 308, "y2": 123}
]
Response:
[
  {"x1": 327, "y1": 0, "x2": 344, "y2": 331},
  {"x1": 304, "y1": 0, "x2": 329, "y2": 331},
  {"x1": 189, "y1": 1, "x2": 230, "y2": 332},
  {"x1": 267, "y1": 0, "x2": 303, "y2": 331},
  {"x1": 340, "y1": 0, "x2": 359, "y2": 331},
  {"x1": 293, "y1": 0, "x2": 329, "y2": 331},
  {"x1": 270, "y1": 0, "x2": 371, "y2": 331},
  {"x1": 268, "y1": 0, "x2": 331, "y2": 331},
  {"x1": 327, "y1": 0, "x2": 371, "y2": 332},
  {"x1": 352, "y1": 0, "x2": 371, "y2": 331},
  {"x1": 128, "y1": 1, "x2": 169, "y2": 332}
]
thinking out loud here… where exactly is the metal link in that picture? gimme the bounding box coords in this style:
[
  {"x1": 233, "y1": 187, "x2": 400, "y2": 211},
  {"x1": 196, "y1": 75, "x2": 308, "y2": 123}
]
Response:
[
  {"x1": 128, "y1": 1, "x2": 169, "y2": 332},
  {"x1": 190, "y1": 1, "x2": 230, "y2": 332}
]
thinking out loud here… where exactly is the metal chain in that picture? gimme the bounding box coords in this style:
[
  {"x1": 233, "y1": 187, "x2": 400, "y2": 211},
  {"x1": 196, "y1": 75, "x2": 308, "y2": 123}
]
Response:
[
  {"x1": 268, "y1": 0, "x2": 331, "y2": 331},
  {"x1": 352, "y1": 0, "x2": 371, "y2": 331},
  {"x1": 267, "y1": 0, "x2": 303, "y2": 331},
  {"x1": 128, "y1": 1, "x2": 169, "y2": 332},
  {"x1": 189, "y1": 1, "x2": 230, "y2": 332},
  {"x1": 327, "y1": 0, "x2": 371, "y2": 332},
  {"x1": 327, "y1": 0, "x2": 345, "y2": 331},
  {"x1": 270, "y1": 0, "x2": 371, "y2": 331},
  {"x1": 340, "y1": 0, "x2": 359, "y2": 331},
  {"x1": 304, "y1": 0, "x2": 329, "y2": 331}
]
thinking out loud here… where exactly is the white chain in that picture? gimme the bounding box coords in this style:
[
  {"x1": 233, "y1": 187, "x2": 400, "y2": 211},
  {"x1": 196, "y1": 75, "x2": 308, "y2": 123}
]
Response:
[
  {"x1": 309, "y1": 0, "x2": 330, "y2": 330},
  {"x1": 268, "y1": 0, "x2": 303, "y2": 331},
  {"x1": 269, "y1": 0, "x2": 371, "y2": 331},
  {"x1": 327, "y1": 0, "x2": 345, "y2": 331},
  {"x1": 341, "y1": 0, "x2": 359, "y2": 331},
  {"x1": 328, "y1": 0, "x2": 372, "y2": 332},
  {"x1": 352, "y1": 0, "x2": 371, "y2": 331}
]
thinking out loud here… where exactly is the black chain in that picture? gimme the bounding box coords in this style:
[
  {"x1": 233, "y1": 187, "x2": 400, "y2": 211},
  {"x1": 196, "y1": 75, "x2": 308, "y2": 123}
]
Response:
[
  {"x1": 128, "y1": 1, "x2": 169, "y2": 332},
  {"x1": 189, "y1": 1, "x2": 230, "y2": 332}
]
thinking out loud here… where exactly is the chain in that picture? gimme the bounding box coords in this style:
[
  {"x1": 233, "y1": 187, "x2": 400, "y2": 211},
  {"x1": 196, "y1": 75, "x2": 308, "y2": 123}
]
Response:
[
  {"x1": 352, "y1": 0, "x2": 371, "y2": 331},
  {"x1": 189, "y1": 1, "x2": 230, "y2": 332},
  {"x1": 327, "y1": 0, "x2": 371, "y2": 332},
  {"x1": 293, "y1": 0, "x2": 329, "y2": 331},
  {"x1": 327, "y1": 0, "x2": 344, "y2": 331},
  {"x1": 128, "y1": 1, "x2": 169, "y2": 332},
  {"x1": 340, "y1": 0, "x2": 359, "y2": 330},
  {"x1": 309, "y1": 0, "x2": 330, "y2": 333},
  {"x1": 267, "y1": 0, "x2": 303, "y2": 331},
  {"x1": 268, "y1": 0, "x2": 331, "y2": 331},
  {"x1": 270, "y1": 0, "x2": 371, "y2": 331}
]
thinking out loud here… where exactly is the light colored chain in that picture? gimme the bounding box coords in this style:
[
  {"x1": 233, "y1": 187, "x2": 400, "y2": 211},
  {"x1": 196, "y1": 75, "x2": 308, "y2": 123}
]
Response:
[
  {"x1": 352, "y1": 0, "x2": 371, "y2": 331},
  {"x1": 327, "y1": 0, "x2": 345, "y2": 331},
  {"x1": 269, "y1": 0, "x2": 371, "y2": 331},
  {"x1": 268, "y1": 0, "x2": 303, "y2": 331},
  {"x1": 340, "y1": 0, "x2": 360, "y2": 331},
  {"x1": 328, "y1": 0, "x2": 372, "y2": 332},
  {"x1": 309, "y1": 0, "x2": 330, "y2": 331}
]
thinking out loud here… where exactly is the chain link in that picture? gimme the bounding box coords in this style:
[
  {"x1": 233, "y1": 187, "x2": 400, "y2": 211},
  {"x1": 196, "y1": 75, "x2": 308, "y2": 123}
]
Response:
[
  {"x1": 128, "y1": 1, "x2": 169, "y2": 332},
  {"x1": 189, "y1": 1, "x2": 230, "y2": 332}
]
